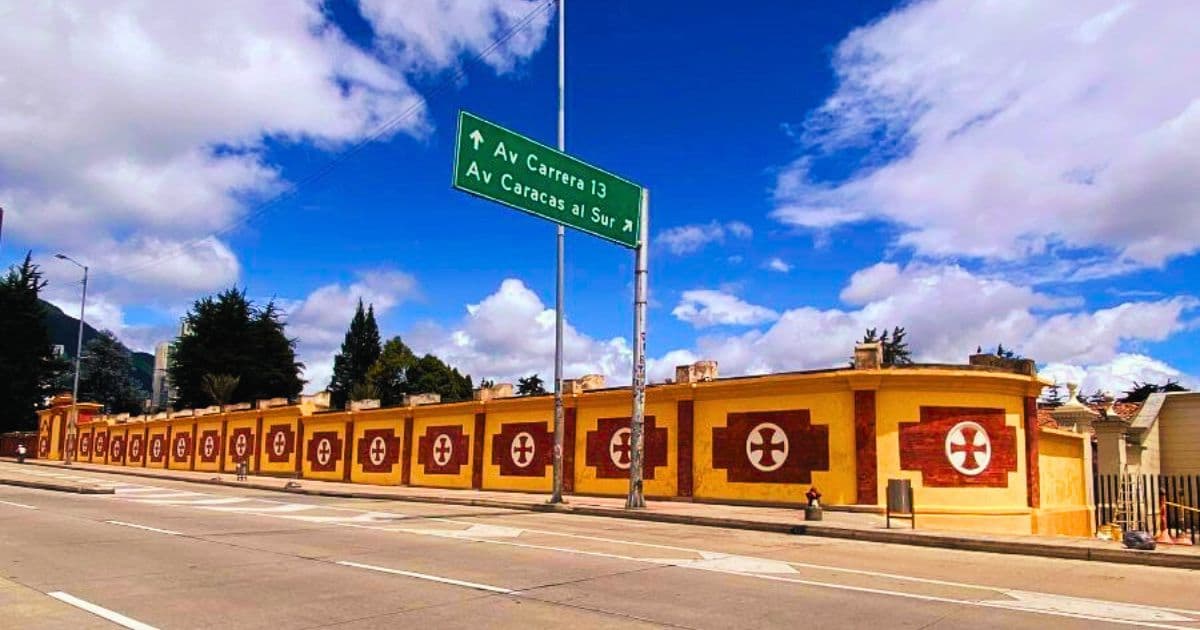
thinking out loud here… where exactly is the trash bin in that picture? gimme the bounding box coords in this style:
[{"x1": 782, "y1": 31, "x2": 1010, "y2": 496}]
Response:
[{"x1": 886, "y1": 479, "x2": 915, "y2": 529}]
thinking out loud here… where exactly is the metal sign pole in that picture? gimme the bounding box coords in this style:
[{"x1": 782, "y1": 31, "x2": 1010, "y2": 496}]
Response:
[
  {"x1": 550, "y1": 0, "x2": 566, "y2": 504},
  {"x1": 626, "y1": 188, "x2": 649, "y2": 509}
]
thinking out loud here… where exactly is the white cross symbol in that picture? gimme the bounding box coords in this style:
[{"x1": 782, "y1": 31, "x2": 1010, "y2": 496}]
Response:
[
  {"x1": 112, "y1": 439, "x2": 121, "y2": 458},
  {"x1": 273, "y1": 431, "x2": 287, "y2": 456},
  {"x1": 130, "y1": 439, "x2": 140, "y2": 459},
  {"x1": 510, "y1": 432, "x2": 535, "y2": 468},
  {"x1": 81, "y1": 436, "x2": 90, "y2": 454},
  {"x1": 152, "y1": 438, "x2": 162, "y2": 459},
  {"x1": 175, "y1": 437, "x2": 187, "y2": 458},
  {"x1": 203, "y1": 436, "x2": 215, "y2": 458},
  {"x1": 945, "y1": 421, "x2": 992, "y2": 476},
  {"x1": 745, "y1": 422, "x2": 789, "y2": 473},
  {"x1": 433, "y1": 434, "x2": 453, "y2": 466},
  {"x1": 316, "y1": 438, "x2": 333, "y2": 466},
  {"x1": 609, "y1": 428, "x2": 633, "y2": 470},
  {"x1": 369, "y1": 436, "x2": 387, "y2": 466},
  {"x1": 235, "y1": 433, "x2": 248, "y2": 457}
]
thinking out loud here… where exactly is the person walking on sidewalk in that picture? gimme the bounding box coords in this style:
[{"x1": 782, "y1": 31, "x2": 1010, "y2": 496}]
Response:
[{"x1": 16, "y1": 443, "x2": 27, "y2": 463}]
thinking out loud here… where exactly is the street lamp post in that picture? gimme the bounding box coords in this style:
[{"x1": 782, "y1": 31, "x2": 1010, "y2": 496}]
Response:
[{"x1": 55, "y1": 254, "x2": 88, "y2": 466}]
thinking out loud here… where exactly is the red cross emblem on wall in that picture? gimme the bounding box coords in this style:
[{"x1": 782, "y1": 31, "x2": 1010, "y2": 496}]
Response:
[
  {"x1": 491, "y1": 422, "x2": 552, "y2": 477},
  {"x1": 417, "y1": 425, "x2": 469, "y2": 475},
  {"x1": 356, "y1": 428, "x2": 401, "y2": 473},
  {"x1": 128, "y1": 435, "x2": 143, "y2": 462},
  {"x1": 899, "y1": 407, "x2": 1016, "y2": 487},
  {"x1": 80, "y1": 434, "x2": 91, "y2": 457},
  {"x1": 149, "y1": 435, "x2": 165, "y2": 462},
  {"x1": 266, "y1": 424, "x2": 296, "y2": 463},
  {"x1": 229, "y1": 428, "x2": 254, "y2": 462},
  {"x1": 585, "y1": 416, "x2": 669, "y2": 479},
  {"x1": 110, "y1": 436, "x2": 124, "y2": 462},
  {"x1": 173, "y1": 433, "x2": 191, "y2": 462},
  {"x1": 712, "y1": 410, "x2": 829, "y2": 484},
  {"x1": 306, "y1": 431, "x2": 343, "y2": 472},
  {"x1": 199, "y1": 430, "x2": 221, "y2": 463},
  {"x1": 94, "y1": 433, "x2": 107, "y2": 458}
]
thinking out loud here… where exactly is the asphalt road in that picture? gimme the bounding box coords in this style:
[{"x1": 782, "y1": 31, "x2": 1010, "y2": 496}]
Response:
[{"x1": 1, "y1": 467, "x2": 1198, "y2": 629}]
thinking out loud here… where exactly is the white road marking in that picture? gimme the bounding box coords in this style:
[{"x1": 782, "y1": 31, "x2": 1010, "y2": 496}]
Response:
[
  {"x1": 132, "y1": 497, "x2": 248, "y2": 506},
  {"x1": 48, "y1": 591, "x2": 159, "y2": 630},
  {"x1": 199, "y1": 503, "x2": 315, "y2": 513},
  {"x1": 0, "y1": 499, "x2": 37, "y2": 509},
  {"x1": 984, "y1": 591, "x2": 1195, "y2": 623},
  {"x1": 336, "y1": 561, "x2": 514, "y2": 594},
  {"x1": 104, "y1": 520, "x2": 181, "y2": 536}
]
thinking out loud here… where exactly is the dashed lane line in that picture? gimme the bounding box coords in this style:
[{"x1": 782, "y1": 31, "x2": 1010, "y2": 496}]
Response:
[
  {"x1": 104, "y1": 520, "x2": 182, "y2": 536},
  {"x1": 336, "y1": 561, "x2": 515, "y2": 594},
  {"x1": 0, "y1": 499, "x2": 37, "y2": 509},
  {"x1": 48, "y1": 591, "x2": 159, "y2": 630}
]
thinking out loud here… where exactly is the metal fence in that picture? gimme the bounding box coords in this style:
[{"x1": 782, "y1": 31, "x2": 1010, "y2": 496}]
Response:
[{"x1": 1094, "y1": 473, "x2": 1199, "y2": 544}]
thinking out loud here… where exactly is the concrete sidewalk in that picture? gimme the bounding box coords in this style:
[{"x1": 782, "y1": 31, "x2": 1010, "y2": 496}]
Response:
[{"x1": 5, "y1": 458, "x2": 1198, "y2": 570}]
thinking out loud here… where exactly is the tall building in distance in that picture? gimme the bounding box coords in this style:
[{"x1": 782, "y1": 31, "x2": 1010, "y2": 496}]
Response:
[{"x1": 151, "y1": 341, "x2": 173, "y2": 411}]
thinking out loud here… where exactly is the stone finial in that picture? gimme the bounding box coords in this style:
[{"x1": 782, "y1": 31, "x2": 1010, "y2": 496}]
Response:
[
  {"x1": 300, "y1": 392, "x2": 331, "y2": 410},
  {"x1": 256, "y1": 397, "x2": 289, "y2": 410},
  {"x1": 675, "y1": 361, "x2": 719, "y2": 384},
  {"x1": 564, "y1": 374, "x2": 607, "y2": 394},
  {"x1": 474, "y1": 383, "x2": 515, "y2": 402},
  {"x1": 349, "y1": 399, "x2": 381, "y2": 411},
  {"x1": 853, "y1": 343, "x2": 883, "y2": 370},
  {"x1": 1051, "y1": 382, "x2": 1101, "y2": 433},
  {"x1": 405, "y1": 392, "x2": 441, "y2": 406}
]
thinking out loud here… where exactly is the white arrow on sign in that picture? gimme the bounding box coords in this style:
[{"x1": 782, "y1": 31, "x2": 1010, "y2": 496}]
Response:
[
  {"x1": 623, "y1": 219, "x2": 634, "y2": 232},
  {"x1": 470, "y1": 129, "x2": 484, "y2": 150}
]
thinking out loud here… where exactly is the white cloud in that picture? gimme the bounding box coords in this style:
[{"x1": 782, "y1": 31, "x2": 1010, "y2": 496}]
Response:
[
  {"x1": 285, "y1": 270, "x2": 420, "y2": 391},
  {"x1": 406, "y1": 278, "x2": 631, "y2": 386},
  {"x1": 774, "y1": 1, "x2": 1200, "y2": 272},
  {"x1": 1041, "y1": 354, "x2": 1196, "y2": 398},
  {"x1": 0, "y1": 0, "x2": 552, "y2": 303},
  {"x1": 672, "y1": 290, "x2": 779, "y2": 328},
  {"x1": 660, "y1": 262, "x2": 1197, "y2": 386},
  {"x1": 765, "y1": 257, "x2": 792, "y2": 273},
  {"x1": 655, "y1": 221, "x2": 753, "y2": 255}
]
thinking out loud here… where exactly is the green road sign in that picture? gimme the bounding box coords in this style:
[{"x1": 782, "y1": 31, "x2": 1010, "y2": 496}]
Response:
[{"x1": 453, "y1": 111, "x2": 643, "y2": 248}]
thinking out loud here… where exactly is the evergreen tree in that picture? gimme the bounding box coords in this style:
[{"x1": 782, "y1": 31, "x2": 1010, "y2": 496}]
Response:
[
  {"x1": 328, "y1": 300, "x2": 382, "y2": 409},
  {"x1": 517, "y1": 374, "x2": 547, "y2": 396},
  {"x1": 1119, "y1": 380, "x2": 1188, "y2": 404},
  {"x1": 0, "y1": 253, "x2": 63, "y2": 430},
  {"x1": 1042, "y1": 384, "x2": 1065, "y2": 407},
  {"x1": 79, "y1": 330, "x2": 146, "y2": 414},
  {"x1": 168, "y1": 288, "x2": 303, "y2": 409},
  {"x1": 406, "y1": 354, "x2": 473, "y2": 402},
  {"x1": 857, "y1": 326, "x2": 913, "y2": 366},
  {"x1": 366, "y1": 336, "x2": 417, "y2": 407}
]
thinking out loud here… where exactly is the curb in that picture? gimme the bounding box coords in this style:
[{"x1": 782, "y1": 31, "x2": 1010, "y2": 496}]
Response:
[
  {"x1": 0, "y1": 477, "x2": 114, "y2": 495},
  {"x1": 11, "y1": 460, "x2": 1199, "y2": 570}
]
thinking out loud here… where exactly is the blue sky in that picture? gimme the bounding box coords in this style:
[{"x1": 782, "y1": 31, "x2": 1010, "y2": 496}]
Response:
[{"x1": 3, "y1": 1, "x2": 1197, "y2": 394}]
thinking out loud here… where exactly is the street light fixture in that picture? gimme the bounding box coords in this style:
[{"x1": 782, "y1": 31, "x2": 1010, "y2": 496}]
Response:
[{"x1": 55, "y1": 253, "x2": 88, "y2": 465}]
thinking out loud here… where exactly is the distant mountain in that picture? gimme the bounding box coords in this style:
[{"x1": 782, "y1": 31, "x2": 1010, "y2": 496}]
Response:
[{"x1": 41, "y1": 299, "x2": 155, "y2": 392}]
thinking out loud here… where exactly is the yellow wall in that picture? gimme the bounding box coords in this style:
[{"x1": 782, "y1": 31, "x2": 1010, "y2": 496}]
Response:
[
  {"x1": 692, "y1": 375, "x2": 856, "y2": 505},
  {"x1": 300, "y1": 413, "x2": 350, "y2": 482},
  {"x1": 1035, "y1": 428, "x2": 1094, "y2": 537},
  {"x1": 409, "y1": 404, "x2": 477, "y2": 490},
  {"x1": 875, "y1": 373, "x2": 1034, "y2": 535},
  {"x1": 222, "y1": 411, "x2": 260, "y2": 471},
  {"x1": 146, "y1": 424, "x2": 169, "y2": 468},
  {"x1": 1160, "y1": 394, "x2": 1200, "y2": 475},
  {"x1": 482, "y1": 397, "x2": 554, "y2": 492},
  {"x1": 348, "y1": 408, "x2": 406, "y2": 486},
  {"x1": 258, "y1": 410, "x2": 301, "y2": 475},
  {"x1": 574, "y1": 390, "x2": 680, "y2": 498}
]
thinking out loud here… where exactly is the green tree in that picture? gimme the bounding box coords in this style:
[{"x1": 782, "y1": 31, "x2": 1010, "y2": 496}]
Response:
[
  {"x1": 1042, "y1": 384, "x2": 1065, "y2": 407},
  {"x1": 517, "y1": 374, "x2": 547, "y2": 396},
  {"x1": 328, "y1": 300, "x2": 382, "y2": 410},
  {"x1": 201, "y1": 373, "x2": 240, "y2": 406},
  {"x1": 1119, "y1": 380, "x2": 1188, "y2": 404},
  {"x1": 859, "y1": 326, "x2": 913, "y2": 366},
  {"x1": 406, "y1": 354, "x2": 473, "y2": 403},
  {"x1": 79, "y1": 330, "x2": 146, "y2": 414},
  {"x1": 366, "y1": 336, "x2": 417, "y2": 407},
  {"x1": 0, "y1": 253, "x2": 64, "y2": 430},
  {"x1": 169, "y1": 288, "x2": 303, "y2": 409}
]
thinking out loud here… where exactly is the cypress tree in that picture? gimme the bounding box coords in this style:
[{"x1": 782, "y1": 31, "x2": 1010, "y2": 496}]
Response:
[
  {"x1": 0, "y1": 253, "x2": 63, "y2": 430},
  {"x1": 328, "y1": 300, "x2": 382, "y2": 409}
]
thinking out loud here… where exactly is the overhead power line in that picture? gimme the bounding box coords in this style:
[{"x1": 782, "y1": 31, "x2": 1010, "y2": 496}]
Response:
[{"x1": 113, "y1": 0, "x2": 557, "y2": 279}]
